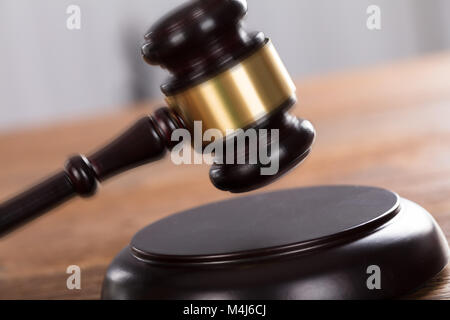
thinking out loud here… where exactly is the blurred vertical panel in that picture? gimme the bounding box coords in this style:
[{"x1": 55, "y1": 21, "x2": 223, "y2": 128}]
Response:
[
  {"x1": 409, "y1": 0, "x2": 450, "y2": 52},
  {"x1": 245, "y1": 0, "x2": 450, "y2": 76},
  {"x1": 0, "y1": 0, "x2": 449, "y2": 131}
]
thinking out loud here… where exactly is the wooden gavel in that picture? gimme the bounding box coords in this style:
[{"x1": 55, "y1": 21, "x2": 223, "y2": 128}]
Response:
[{"x1": 0, "y1": 0, "x2": 315, "y2": 236}]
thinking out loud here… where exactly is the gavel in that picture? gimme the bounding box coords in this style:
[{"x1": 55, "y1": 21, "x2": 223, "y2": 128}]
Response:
[{"x1": 0, "y1": 0, "x2": 315, "y2": 236}]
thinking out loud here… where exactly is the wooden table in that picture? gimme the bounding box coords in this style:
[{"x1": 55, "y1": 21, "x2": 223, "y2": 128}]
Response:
[{"x1": 1, "y1": 53, "x2": 449, "y2": 300}]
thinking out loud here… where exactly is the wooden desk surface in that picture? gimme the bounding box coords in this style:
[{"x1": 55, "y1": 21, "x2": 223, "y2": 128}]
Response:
[{"x1": 1, "y1": 53, "x2": 449, "y2": 300}]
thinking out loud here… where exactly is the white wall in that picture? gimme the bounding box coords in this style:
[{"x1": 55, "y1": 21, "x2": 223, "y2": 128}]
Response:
[{"x1": 0, "y1": 0, "x2": 449, "y2": 131}]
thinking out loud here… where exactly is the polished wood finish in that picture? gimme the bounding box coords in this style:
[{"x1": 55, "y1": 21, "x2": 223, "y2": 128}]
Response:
[
  {"x1": 210, "y1": 104, "x2": 315, "y2": 192},
  {"x1": 0, "y1": 53, "x2": 449, "y2": 299},
  {"x1": 0, "y1": 108, "x2": 183, "y2": 236},
  {"x1": 102, "y1": 186, "x2": 447, "y2": 299},
  {"x1": 142, "y1": 0, "x2": 265, "y2": 94}
]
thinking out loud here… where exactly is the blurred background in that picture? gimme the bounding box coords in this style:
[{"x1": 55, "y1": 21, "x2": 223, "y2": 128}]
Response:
[{"x1": 1, "y1": 0, "x2": 450, "y2": 131}]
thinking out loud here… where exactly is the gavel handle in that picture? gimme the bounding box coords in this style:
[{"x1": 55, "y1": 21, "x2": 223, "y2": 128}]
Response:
[
  {"x1": 0, "y1": 172, "x2": 76, "y2": 237},
  {"x1": 0, "y1": 109, "x2": 178, "y2": 237}
]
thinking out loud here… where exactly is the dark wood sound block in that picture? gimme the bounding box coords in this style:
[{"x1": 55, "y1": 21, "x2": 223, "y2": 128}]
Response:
[{"x1": 101, "y1": 186, "x2": 449, "y2": 299}]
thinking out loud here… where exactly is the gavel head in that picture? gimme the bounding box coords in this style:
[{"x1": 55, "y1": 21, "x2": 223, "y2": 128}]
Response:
[{"x1": 141, "y1": 0, "x2": 315, "y2": 193}]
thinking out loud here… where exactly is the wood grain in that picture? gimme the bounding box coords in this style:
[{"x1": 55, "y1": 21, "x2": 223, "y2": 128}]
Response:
[{"x1": 0, "y1": 52, "x2": 450, "y2": 299}]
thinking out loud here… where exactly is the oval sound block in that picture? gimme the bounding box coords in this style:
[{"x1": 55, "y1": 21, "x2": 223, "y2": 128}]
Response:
[{"x1": 102, "y1": 186, "x2": 449, "y2": 299}]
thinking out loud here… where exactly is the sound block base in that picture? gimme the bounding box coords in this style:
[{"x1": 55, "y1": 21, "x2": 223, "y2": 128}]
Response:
[{"x1": 101, "y1": 186, "x2": 449, "y2": 299}]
